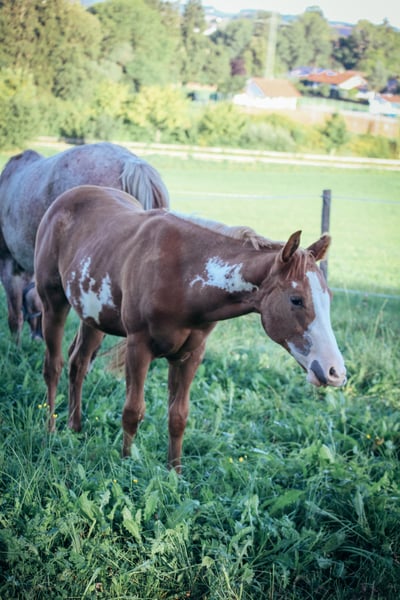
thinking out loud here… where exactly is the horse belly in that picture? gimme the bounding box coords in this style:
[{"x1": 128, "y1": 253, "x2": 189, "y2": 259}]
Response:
[{"x1": 1, "y1": 177, "x2": 50, "y2": 272}]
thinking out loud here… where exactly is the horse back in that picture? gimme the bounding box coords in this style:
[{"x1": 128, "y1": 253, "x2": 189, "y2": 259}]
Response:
[
  {"x1": 37, "y1": 185, "x2": 144, "y2": 247},
  {"x1": 35, "y1": 185, "x2": 146, "y2": 282}
]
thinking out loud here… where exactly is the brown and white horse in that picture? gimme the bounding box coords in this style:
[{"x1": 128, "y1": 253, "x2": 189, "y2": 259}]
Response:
[
  {"x1": 0, "y1": 142, "x2": 169, "y2": 342},
  {"x1": 35, "y1": 185, "x2": 346, "y2": 472}
]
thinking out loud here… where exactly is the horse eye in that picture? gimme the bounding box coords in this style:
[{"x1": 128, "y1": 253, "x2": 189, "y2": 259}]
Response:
[{"x1": 290, "y1": 296, "x2": 304, "y2": 307}]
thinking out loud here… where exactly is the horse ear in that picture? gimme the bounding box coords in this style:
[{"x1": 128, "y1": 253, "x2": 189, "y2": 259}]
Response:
[
  {"x1": 307, "y1": 233, "x2": 331, "y2": 261},
  {"x1": 280, "y1": 230, "x2": 301, "y2": 263}
]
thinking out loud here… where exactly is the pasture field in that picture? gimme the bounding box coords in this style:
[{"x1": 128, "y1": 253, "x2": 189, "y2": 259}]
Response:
[
  {"x1": 2, "y1": 145, "x2": 399, "y2": 296},
  {"x1": 150, "y1": 155, "x2": 400, "y2": 298},
  {"x1": 0, "y1": 147, "x2": 399, "y2": 598}
]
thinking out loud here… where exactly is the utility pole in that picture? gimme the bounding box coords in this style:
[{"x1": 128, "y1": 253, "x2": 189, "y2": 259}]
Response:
[{"x1": 264, "y1": 11, "x2": 278, "y2": 79}]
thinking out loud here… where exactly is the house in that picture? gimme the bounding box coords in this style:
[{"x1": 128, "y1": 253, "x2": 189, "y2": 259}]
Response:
[
  {"x1": 299, "y1": 70, "x2": 368, "y2": 97},
  {"x1": 370, "y1": 94, "x2": 400, "y2": 116},
  {"x1": 233, "y1": 77, "x2": 301, "y2": 110}
]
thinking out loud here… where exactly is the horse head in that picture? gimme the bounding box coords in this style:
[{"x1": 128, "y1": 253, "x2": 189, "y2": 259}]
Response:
[{"x1": 259, "y1": 231, "x2": 346, "y2": 387}]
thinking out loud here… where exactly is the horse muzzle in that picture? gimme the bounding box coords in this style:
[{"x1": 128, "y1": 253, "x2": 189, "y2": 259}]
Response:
[{"x1": 307, "y1": 359, "x2": 347, "y2": 387}]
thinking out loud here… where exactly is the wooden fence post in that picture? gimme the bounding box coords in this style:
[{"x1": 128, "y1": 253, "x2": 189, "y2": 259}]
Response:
[{"x1": 321, "y1": 189, "x2": 331, "y2": 281}]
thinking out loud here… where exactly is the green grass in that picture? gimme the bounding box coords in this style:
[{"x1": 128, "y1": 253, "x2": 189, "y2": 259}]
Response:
[
  {"x1": 0, "y1": 145, "x2": 399, "y2": 598},
  {"x1": 0, "y1": 288, "x2": 399, "y2": 599}
]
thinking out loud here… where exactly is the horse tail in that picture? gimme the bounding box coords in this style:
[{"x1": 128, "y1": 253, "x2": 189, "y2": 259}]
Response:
[
  {"x1": 120, "y1": 159, "x2": 170, "y2": 210},
  {"x1": 100, "y1": 340, "x2": 127, "y2": 375}
]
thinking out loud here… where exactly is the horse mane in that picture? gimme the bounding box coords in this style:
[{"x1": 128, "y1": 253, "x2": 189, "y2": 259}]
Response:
[
  {"x1": 120, "y1": 159, "x2": 170, "y2": 210},
  {"x1": 170, "y1": 211, "x2": 272, "y2": 250},
  {"x1": 0, "y1": 149, "x2": 42, "y2": 183}
]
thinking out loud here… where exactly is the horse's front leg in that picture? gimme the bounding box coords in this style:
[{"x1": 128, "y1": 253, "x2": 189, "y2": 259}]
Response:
[
  {"x1": 122, "y1": 334, "x2": 153, "y2": 457},
  {"x1": 167, "y1": 342, "x2": 207, "y2": 473},
  {"x1": 68, "y1": 323, "x2": 105, "y2": 431}
]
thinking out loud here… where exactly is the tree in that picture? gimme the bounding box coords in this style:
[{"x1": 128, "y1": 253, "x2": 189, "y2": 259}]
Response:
[
  {"x1": 0, "y1": 1, "x2": 40, "y2": 71},
  {"x1": 180, "y1": 0, "x2": 209, "y2": 83},
  {"x1": 0, "y1": 69, "x2": 40, "y2": 149},
  {"x1": 210, "y1": 18, "x2": 253, "y2": 86},
  {"x1": 244, "y1": 11, "x2": 269, "y2": 76},
  {"x1": 277, "y1": 8, "x2": 334, "y2": 70},
  {"x1": 334, "y1": 20, "x2": 400, "y2": 81},
  {"x1": 333, "y1": 35, "x2": 361, "y2": 70},
  {"x1": 368, "y1": 61, "x2": 388, "y2": 92},
  {"x1": 0, "y1": 0, "x2": 101, "y2": 100},
  {"x1": 181, "y1": 0, "x2": 206, "y2": 42},
  {"x1": 201, "y1": 44, "x2": 231, "y2": 88},
  {"x1": 90, "y1": 0, "x2": 180, "y2": 89},
  {"x1": 211, "y1": 18, "x2": 253, "y2": 61},
  {"x1": 320, "y1": 113, "x2": 349, "y2": 153}
]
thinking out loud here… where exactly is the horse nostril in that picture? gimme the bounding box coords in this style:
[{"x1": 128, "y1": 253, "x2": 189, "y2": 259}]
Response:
[{"x1": 329, "y1": 366, "x2": 347, "y2": 386}]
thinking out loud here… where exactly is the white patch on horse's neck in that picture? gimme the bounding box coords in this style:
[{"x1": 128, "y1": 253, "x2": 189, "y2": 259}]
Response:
[
  {"x1": 190, "y1": 256, "x2": 256, "y2": 293},
  {"x1": 66, "y1": 257, "x2": 115, "y2": 323}
]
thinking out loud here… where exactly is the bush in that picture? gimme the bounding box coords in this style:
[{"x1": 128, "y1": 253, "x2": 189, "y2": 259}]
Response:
[
  {"x1": 198, "y1": 102, "x2": 247, "y2": 146},
  {"x1": 123, "y1": 86, "x2": 193, "y2": 143},
  {"x1": 0, "y1": 70, "x2": 41, "y2": 149},
  {"x1": 320, "y1": 113, "x2": 350, "y2": 153},
  {"x1": 56, "y1": 99, "x2": 93, "y2": 141},
  {"x1": 240, "y1": 120, "x2": 297, "y2": 152},
  {"x1": 348, "y1": 134, "x2": 398, "y2": 159}
]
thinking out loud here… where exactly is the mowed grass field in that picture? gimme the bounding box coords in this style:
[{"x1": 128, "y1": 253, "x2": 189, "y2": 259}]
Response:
[
  {"x1": 1, "y1": 145, "x2": 399, "y2": 295},
  {"x1": 150, "y1": 155, "x2": 400, "y2": 297},
  {"x1": 0, "y1": 145, "x2": 399, "y2": 599}
]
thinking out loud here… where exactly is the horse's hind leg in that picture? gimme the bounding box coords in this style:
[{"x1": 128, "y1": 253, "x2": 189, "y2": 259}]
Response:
[
  {"x1": 41, "y1": 295, "x2": 71, "y2": 432},
  {"x1": 167, "y1": 342, "x2": 207, "y2": 473},
  {"x1": 23, "y1": 279, "x2": 43, "y2": 340},
  {"x1": 122, "y1": 334, "x2": 153, "y2": 457},
  {"x1": 0, "y1": 257, "x2": 26, "y2": 343},
  {"x1": 68, "y1": 323, "x2": 105, "y2": 431}
]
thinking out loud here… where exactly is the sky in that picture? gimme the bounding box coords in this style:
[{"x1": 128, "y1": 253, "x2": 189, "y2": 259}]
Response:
[{"x1": 201, "y1": 1, "x2": 400, "y2": 29}]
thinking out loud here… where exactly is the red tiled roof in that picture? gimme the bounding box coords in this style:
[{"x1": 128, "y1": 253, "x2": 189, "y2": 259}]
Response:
[
  {"x1": 303, "y1": 70, "x2": 365, "y2": 85},
  {"x1": 381, "y1": 94, "x2": 400, "y2": 104},
  {"x1": 251, "y1": 77, "x2": 301, "y2": 98}
]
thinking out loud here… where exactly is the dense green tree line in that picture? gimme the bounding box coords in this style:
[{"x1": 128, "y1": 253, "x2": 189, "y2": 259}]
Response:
[{"x1": 0, "y1": 0, "x2": 399, "y2": 150}]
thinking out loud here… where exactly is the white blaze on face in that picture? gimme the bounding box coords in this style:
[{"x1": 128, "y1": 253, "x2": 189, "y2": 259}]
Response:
[
  {"x1": 190, "y1": 256, "x2": 256, "y2": 293},
  {"x1": 288, "y1": 270, "x2": 345, "y2": 383},
  {"x1": 66, "y1": 257, "x2": 116, "y2": 324}
]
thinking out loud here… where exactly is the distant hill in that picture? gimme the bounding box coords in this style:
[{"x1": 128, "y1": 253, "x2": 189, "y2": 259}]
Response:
[
  {"x1": 79, "y1": 1, "x2": 355, "y2": 35},
  {"x1": 203, "y1": 4, "x2": 354, "y2": 34}
]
